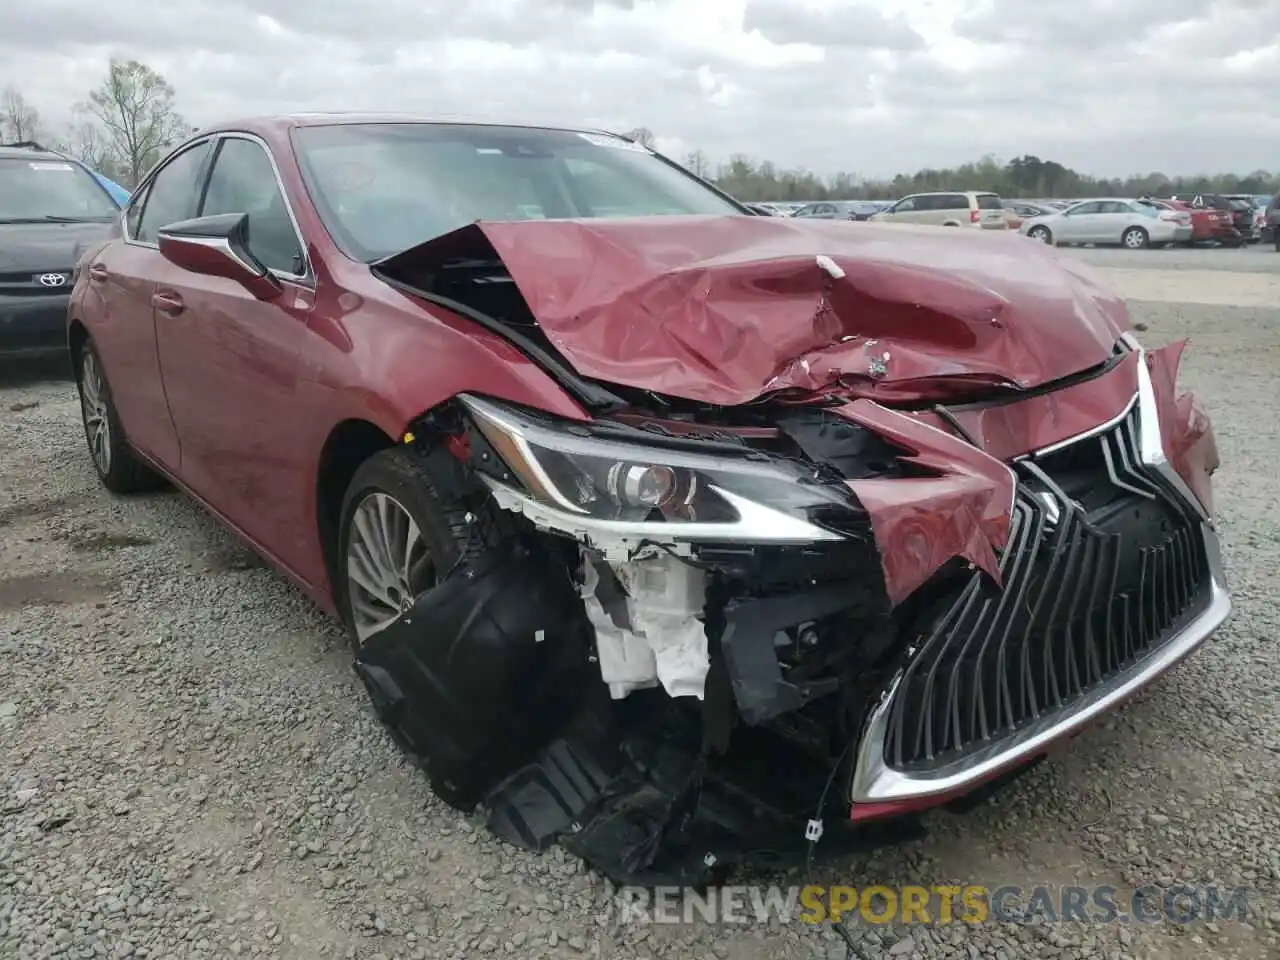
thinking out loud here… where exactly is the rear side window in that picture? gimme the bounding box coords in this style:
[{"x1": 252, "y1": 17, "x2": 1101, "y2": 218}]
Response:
[
  {"x1": 940, "y1": 194, "x2": 968, "y2": 210},
  {"x1": 976, "y1": 194, "x2": 1003, "y2": 209},
  {"x1": 134, "y1": 142, "x2": 211, "y2": 244}
]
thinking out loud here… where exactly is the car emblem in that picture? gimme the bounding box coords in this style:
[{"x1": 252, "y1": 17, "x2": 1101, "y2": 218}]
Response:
[{"x1": 38, "y1": 273, "x2": 67, "y2": 287}]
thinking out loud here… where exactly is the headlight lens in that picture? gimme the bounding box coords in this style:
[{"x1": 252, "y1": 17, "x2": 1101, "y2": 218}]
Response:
[{"x1": 460, "y1": 395, "x2": 857, "y2": 527}]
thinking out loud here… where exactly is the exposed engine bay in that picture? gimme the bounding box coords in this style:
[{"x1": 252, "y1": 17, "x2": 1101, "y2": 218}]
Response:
[{"x1": 355, "y1": 216, "x2": 1228, "y2": 886}]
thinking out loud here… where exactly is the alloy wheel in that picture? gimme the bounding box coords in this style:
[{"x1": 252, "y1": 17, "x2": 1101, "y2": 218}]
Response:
[
  {"x1": 80, "y1": 351, "x2": 112, "y2": 476},
  {"x1": 1124, "y1": 228, "x2": 1147, "y2": 249},
  {"x1": 1029, "y1": 227, "x2": 1050, "y2": 244},
  {"x1": 346, "y1": 491, "x2": 434, "y2": 644}
]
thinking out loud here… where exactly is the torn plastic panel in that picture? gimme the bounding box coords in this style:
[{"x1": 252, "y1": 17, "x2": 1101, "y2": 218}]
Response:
[
  {"x1": 372, "y1": 215, "x2": 1131, "y2": 407},
  {"x1": 354, "y1": 540, "x2": 590, "y2": 809}
]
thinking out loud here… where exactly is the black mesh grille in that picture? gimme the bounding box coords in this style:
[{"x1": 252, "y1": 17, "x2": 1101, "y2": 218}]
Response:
[{"x1": 884, "y1": 405, "x2": 1212, "y2": 771}]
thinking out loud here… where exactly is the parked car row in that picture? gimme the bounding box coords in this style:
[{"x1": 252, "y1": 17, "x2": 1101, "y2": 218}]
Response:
[{"x1": 751, "y1": 190, "x2": 1278, "y2": 251}]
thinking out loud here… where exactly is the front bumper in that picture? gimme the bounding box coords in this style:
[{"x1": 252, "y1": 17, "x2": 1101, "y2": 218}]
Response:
[
  {"x1": 847, "y1": 355, "x2": 1228, "y2": 811},
  {"x1": 850, "y1": 522, "x2": 1227, "y2": 810},
  {"x1": 0, "y1": 292, "x2": 70, "y2": 356}
]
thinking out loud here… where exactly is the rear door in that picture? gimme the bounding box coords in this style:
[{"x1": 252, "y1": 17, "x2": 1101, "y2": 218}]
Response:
[{"x1": 83, "y1": 139, "x2": 213, "y2": 472}]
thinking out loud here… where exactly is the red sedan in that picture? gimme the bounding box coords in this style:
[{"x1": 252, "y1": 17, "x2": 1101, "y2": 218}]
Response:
[
  {"x1": 67, "y1": 115, "x2": 1230, "y2": 884},
  {"x1": 1139, "y1": 198, "x2": 1236, "y2": 245}
]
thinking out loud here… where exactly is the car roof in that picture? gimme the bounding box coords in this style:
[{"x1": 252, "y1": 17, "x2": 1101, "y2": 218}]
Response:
[
  {"x1": 191, "y1": 112, "x2": 627, "y2": 140},
  {"x1": 0, "y1": 141, "x2": 73, "y2": 162}
]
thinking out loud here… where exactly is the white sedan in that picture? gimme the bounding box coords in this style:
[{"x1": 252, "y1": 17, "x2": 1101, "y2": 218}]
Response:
[{"x1": 1019, "y1": 198, "x2": 1193, "y2": 249}]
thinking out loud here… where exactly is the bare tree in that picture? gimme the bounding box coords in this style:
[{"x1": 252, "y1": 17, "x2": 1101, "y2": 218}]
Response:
[
  {"x1": 683, "y1": 149, "x2": 710, "y2": 179},
  {"x1": 83, "y1": 59, "x2": 189, "y2": 186},
  {"x1": 55, "y1": 119, "x2": 117, "y2": 176},
  {"x1": 620, "y1": 126, "x2": 656, "y2": 148},
  {"x1": 0, "y1": 85, "x2": 41, "y2": 142}
]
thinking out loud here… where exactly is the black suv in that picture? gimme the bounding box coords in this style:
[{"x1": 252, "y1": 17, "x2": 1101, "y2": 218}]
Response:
[{"x1": 0, "y1": 142, "x2": 121, "y2": 358}]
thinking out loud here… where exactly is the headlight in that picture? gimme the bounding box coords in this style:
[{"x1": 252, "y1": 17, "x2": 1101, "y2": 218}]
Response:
[{"x1": 459, "y1": 394, "x2": 857, "y2": 542}]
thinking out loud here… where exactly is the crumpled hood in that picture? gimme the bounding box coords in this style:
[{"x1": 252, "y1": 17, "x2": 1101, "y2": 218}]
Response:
[{"x1": 386, "y1": 215, "x2": 1131, "y2": 406}]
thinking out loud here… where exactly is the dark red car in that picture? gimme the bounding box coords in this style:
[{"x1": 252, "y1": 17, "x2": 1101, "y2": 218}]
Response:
[
  {"x1": 67, "y1": 115, "x2": 1230, "y2": 884},
  {"x1": 1139, "y1": 198, "x2": 1231, "y2": 245}
]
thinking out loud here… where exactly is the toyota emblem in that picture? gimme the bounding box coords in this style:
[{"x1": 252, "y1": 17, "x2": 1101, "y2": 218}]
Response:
[{"x1": 38, "y1": 273, "x2": 67, "y2": 287}]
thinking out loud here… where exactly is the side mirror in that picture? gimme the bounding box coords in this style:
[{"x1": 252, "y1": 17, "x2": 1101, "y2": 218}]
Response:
[{"x1": 157, "y1": 213, "x2": 283, "y2": 301}]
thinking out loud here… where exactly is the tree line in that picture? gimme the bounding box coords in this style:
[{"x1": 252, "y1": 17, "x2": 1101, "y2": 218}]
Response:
[
  {"x1": 2, "y1": 66, "x2": 1273, "y2": 201},
  {"x1": 626, "y1": 127, "x2": 1279, "y2": 202}
]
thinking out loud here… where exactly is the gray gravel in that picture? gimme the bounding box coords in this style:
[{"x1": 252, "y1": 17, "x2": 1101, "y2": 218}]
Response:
[
  {"x1": 1064, "y1": 240, "x2": 1280, "y2": 273},
  {"x1": 2, "y1": 251, "x2": 1278, "y2": 959}
]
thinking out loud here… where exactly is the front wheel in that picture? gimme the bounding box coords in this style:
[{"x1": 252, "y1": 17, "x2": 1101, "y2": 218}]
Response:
[
  {"x1": 75, "y1": 339, "x2": 165, "y2": 494},
  {"x1": 1027, "y1": 225, "x2": 1052, "y2": 244},
  {"x1": 1122, "y1": 227, "x2": 1149, "y2": 249},
  {"x1": 336, "y1": 446, "x2": 508, "y2": 652}
]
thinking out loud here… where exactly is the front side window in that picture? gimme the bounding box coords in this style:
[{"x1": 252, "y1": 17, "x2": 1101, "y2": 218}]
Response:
[
  {"x1": 893, "y1": 197, "x2": 917, "y2": 212},
  {"x1": 135, "y1": 142, "x2": 212, "y2": 244},
  {"x1": 292, "y1": 123, "x2": 743, "y2": 261},
  {"x1": 0, "y1": 157, "x2": 120, "y2": 223},
  {"x1": 200, "y1": 137, "x2": 304, "y2": 275}
]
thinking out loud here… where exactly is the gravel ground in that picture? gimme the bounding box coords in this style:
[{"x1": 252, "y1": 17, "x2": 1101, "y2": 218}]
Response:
[{"x1": 2, "y1": 252, "x2": 1278, "y2": 959}]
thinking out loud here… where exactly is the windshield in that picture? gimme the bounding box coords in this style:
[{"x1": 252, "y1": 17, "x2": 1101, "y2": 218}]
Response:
[
  {"x1": 292, "y1": 123, "x2": 743, "y2": 261},
  {"x1": 0, "y1": 158, "x2": 120, "y2": 221}
]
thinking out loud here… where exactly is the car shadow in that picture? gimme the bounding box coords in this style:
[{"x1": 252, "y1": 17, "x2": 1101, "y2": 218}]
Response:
[{"x1": 0, "y1": 354, "x2": 75, "y2": 387}]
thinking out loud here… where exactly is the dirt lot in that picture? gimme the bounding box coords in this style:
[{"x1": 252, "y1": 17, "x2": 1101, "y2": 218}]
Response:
[{"x1": 1, "y1": 246, "x2": 1278, "y2": 959}]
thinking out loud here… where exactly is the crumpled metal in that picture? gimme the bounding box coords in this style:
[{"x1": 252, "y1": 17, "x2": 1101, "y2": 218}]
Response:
[
  {"x1": 396, "y1": 215, "x2": 1132, "y2": 406},
  {"x1": 1146, "y1": 341, "x2": 1218, "y2": 515},
  {"x1": 836, "y1": 399, "x2": 1017, "y2": 607}
]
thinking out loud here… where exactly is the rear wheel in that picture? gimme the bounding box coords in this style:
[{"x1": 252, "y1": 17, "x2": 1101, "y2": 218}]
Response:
[
  {"x1": 75, "y1": 339, "x2": 165, "y2": 494},
  {"x1": 1122, "y1": 227, "x2": 1149, "y2": 249}
]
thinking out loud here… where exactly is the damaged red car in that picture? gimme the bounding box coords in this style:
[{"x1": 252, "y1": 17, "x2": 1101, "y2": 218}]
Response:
[{"x1": 68, "y1": 116, "x2": 1231, "y2": 885}]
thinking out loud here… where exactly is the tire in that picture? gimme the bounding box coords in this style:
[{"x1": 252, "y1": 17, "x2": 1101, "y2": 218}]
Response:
[
  {"x1": 335, "y1": 445, "x2": 510, "y2": 654},
  {"x1": 75, "y1": 339, "x2": 165, "y2": 494},
  {"x1": 1027, "y1": 225, "x2": 1052, "y2": 244},
  {"x1": 1122, "y1": 227, "x2": 1149, "y2": 249}
]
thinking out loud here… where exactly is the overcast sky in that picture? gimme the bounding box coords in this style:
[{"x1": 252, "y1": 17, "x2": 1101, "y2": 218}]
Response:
[{"x1": 4, "y1": 0, "x2": 1279, "y2": 178}]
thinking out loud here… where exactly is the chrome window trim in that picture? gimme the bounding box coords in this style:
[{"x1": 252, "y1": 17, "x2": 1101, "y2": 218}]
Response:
[
  {"x1": 123, "y1": 132, "x2": 311, "y2": 286},
  {"x1": 201, "y1": 133, "x2": 311, "y2": 284},
  {"x1": 122, "y1": 136, "x2": 213, "y2": 248}
]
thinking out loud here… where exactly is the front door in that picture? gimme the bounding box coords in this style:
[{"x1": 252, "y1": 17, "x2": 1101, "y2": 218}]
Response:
[
  {"x1": 152, "y1": 134, "x2": 318, "y2": 579},
  {"x1": 1056, "y1": 201, "x2": 1103, "y2": 243}
]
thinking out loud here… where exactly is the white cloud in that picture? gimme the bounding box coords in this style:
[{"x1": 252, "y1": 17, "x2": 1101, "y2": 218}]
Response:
[{"x1": 3, "y1": 0, "x2": 1278, "y2": 178}]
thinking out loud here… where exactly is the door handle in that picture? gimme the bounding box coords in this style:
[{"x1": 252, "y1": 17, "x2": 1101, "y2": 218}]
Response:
[
  {"x1": 151, "y1": 291, "x2": 185, "y2": 315},
  {"x1": 87, "y1": 263, "x2": 109, "y2": 283}
]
